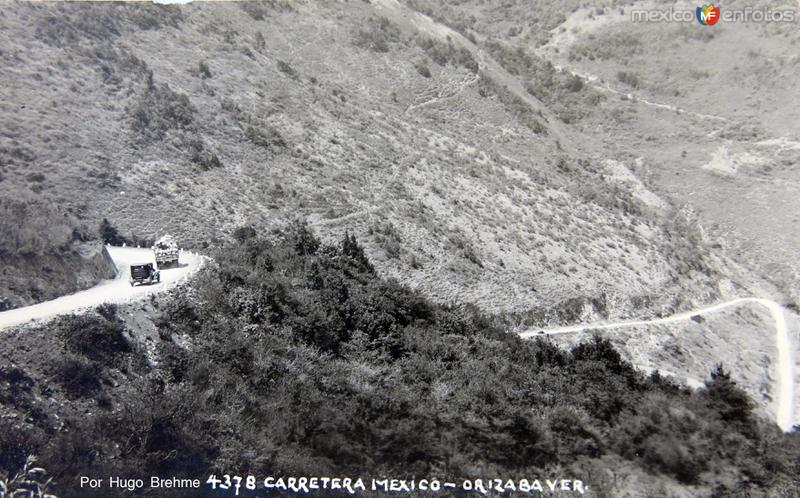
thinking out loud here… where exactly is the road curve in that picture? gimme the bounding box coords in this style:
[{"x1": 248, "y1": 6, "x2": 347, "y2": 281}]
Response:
[
  {"x1": 519, "y1": 298, "x2": 796, "y2": 431},
  {"x1": 0, "y1": 246, "x2": 206, "y2": 332}
]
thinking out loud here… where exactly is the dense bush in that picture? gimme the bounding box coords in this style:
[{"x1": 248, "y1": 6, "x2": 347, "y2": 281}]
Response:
[
  {"x1": 616, "y1": 70, "x2": 641, "y2": 89},
  {"x1": 484, "y1": 41, "x2": 598, "y2": 125},
  {"x1": 197, "y1": 61, "x2": 212, "y2": 79},
  {"x1": 238, "y1": 0, "x2": 293, "y2": 21},
  {"x1": 2, "y1": 225, "x2": 799, "y2": 496},
  {"x1": 34, "y1": 3, "x2": 182, "y2": 47},
  {"x1": 99, "y1": 217, "x2": 126, "y2": 246},
  {"x1": 353, "y1": 16, "x2": 402, "y2": 53},
  {"x1": 416, "y1": 35, "x2": 478, "y2": 73},
  {"x1": 276, "y1": 59, "x2": 297, "y2": 79},
  {"x1": 51, "y1": 354, "x2": 102, "y2": 398},
  {"x1": 185, "y1": 138, "x2": 222, "y2": 171},
  {"x1": 131, "y1": 83, "x2": 196, "y2": 140},
  {"x1": 244, "y1": 124, "x2": 286, "y2": 151},
  {"x1": 57, "y1": 304, "x2": 131, "y2": 366}
]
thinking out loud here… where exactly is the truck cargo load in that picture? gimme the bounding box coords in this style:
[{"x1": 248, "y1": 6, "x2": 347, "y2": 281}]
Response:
[{"x1": 153, "y1": 235, "x2": 179, "y2": 269}]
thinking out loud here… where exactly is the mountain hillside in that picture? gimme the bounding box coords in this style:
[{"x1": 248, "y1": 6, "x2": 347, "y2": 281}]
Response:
[
  {"x1": 1, "y1": 227, "x2": 798, "y2": 497},
  {"x1": 0, "y1": 1, "x2": 725, "y2": 320},
  {"x1": 0, "y1": 186, "x2": 115, "y2": 310}
]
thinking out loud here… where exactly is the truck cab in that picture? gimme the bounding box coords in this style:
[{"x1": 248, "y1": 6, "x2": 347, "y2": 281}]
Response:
[{"x1": 129, "y1": 263, "x2": 160, "y2": 286}]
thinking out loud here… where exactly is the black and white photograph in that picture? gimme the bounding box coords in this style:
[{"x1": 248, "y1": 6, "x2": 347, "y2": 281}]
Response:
[{"x1": 1, "y1": 0, "x2": 799, "y2": 496}]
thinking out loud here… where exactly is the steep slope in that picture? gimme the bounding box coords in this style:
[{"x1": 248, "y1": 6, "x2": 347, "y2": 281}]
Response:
[
  {"x1": 409, "y1": 0, "x2": 800, "y2": 306},
  {"x1": 0, "y1": 1, "x2": 723, "y2": 318},
  {"x1": 0, "y1": 188, "x2": 116, "y2": 310},
  {"x1": 2, "y1": 228, "x2": 799, "y2": 497}
]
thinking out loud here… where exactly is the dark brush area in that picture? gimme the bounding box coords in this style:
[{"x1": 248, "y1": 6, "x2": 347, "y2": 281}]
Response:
[{"x1": 2, "y1": 225, "x2": 798, "y2": 497}]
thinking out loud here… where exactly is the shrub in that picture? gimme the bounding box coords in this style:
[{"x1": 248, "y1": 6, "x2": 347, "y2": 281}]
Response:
[
  {"x1": 617, "y1": 71, "x2": 640, "y2": 88},
  {"x1": 197, "y1": 61, "x2": 212, "y2": 79},
  {"x1": 51, "y1": 354, "x2": 102, "y2": 397},
  {"x1": 245, "y1": 124, "x2": 286, "y2": 151},
  {"x1": 99, "y1": 218, "x2": 127, "y2": 245},
  {"x1": 416, "y1": 35, "x2": 478, "y2": 73},
  {"x1": 232, "y1": 225, "x2": 257, "y2": 243},
  {"x1": 25, "y1": 172, "x2": 46, "y2": 183},
  {"x1": 416, "y1": 63, "x2": 432, "y2": 78},
  {"x1": 131, "y1": 83, "x2": 196, "y2": 140},
  {"x1": 564, "y1": 74, "x2": 584, "y2": 92},
  {"x1": 0, "y1": 366, "x2": 34, "y2": 408},
  {"x1": 276, "y1": 59, "x2": 297, "y2": 79},
  {"x1": 239, "y1": 0, "x2": 269, "y2": 21},
  {"x1": 185, "y1": 138, "x2": 222, "y2": 170},
  {"x1": 254, "y1": 31, "x2": 266, "y2": 52},
  {"x1": 703, "y1": 365, "x2": 755, "y2": 429},
  {"x1": 353, "y1": 16, "x2": 401, "y2": 52},
  {"x1": 57, "y1": 306, "x2": 131, "y2": 365}
]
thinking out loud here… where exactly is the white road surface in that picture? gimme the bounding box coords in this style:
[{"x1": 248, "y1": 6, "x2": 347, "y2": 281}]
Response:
[
  {"x1": 0, "y1": 246, "x2": 206, "y2": 331},
  {"x1": 520, "y1": 298, "x2": 797, "y2": 431}
]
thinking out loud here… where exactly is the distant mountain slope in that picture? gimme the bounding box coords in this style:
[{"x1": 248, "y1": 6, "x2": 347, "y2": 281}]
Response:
[{"x1": 0, "y1": 1, "x2": 723, "y2": 319}]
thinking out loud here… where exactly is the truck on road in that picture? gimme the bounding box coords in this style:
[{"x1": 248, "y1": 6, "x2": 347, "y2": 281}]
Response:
[
  {"x1": 129, "y1": 263, "x2": 160, "y2": 286},
  {"x1": 153, "y1": 235, "x2": 180, "y2": 269}
]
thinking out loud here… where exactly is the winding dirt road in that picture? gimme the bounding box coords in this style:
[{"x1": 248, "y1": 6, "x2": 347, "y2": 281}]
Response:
[
  {"x1": 519, "y1": 298, "x2": 796, "y2": 431},
  {"x1": 1, "y1": 245, "x2": 794, "y2": 430},
  {"x1": 0, "y1": 246, "x2": 206, "y2": 331}
]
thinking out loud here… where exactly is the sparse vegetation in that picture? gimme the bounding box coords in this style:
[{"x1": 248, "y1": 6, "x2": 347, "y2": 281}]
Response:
[
  {"x1": 196, "y1": 60, "x2": 212, "y2": 79},
  {"x1": 185, "y1": 137, "x2": 222, "y2": 171},
  {"x1": 34, "y1": 2, "x2": 182, "y2": 47},
  {"x1": 570, "y1": 31, "x2": 643, "y2": 62},
  {"x1": 276, "y1": 59, "x2": 297, "y2": 79},
  {"x1": 415, "y1": 63, "x2": 432, "y2": 78},
  {"x1": 239, "y1": 0, "x2": 268, "y2": 21},
  {"x1": 244, "y1": 124, "x2": 286, "y2": 151},
  {"x1": 416, "y1": 34, "x2": 478, "y2": 73},
  {"x1": 353, "y1": 16, "x2": 402, "y2": 53},
  {"x1": 616, "y1": 70, "x2": 641, "y2": 89},
  {"x1": 369, "y1": 220, "x2": 402, "y2": 259},
  {"x1": 484, "y1": 41, "x2": 597, "y2": 124}
]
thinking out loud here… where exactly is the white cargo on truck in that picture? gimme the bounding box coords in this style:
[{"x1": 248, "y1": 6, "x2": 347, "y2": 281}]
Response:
[{"x1": 153, "y1": 235, "x2": 180, "y2": 269}]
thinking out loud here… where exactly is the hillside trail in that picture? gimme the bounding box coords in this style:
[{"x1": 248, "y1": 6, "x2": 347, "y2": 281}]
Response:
[
  {"x1": 371, "y1": 0, "x2": 570, "y2": 146},
  {"x1": 519, "y1": 297, "x2": 796, "y2": 431},
  {"x1": 368, "y1": 0, "x2": 797, "y2": 431},
  {"x1": 0, "y1": 246, "x2": 207, "y2": 332}
]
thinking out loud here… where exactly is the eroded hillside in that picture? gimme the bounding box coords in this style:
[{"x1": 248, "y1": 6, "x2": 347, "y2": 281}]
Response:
[{"x1": 0, "y1": 0, "x2": 727, "y2": 320}]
